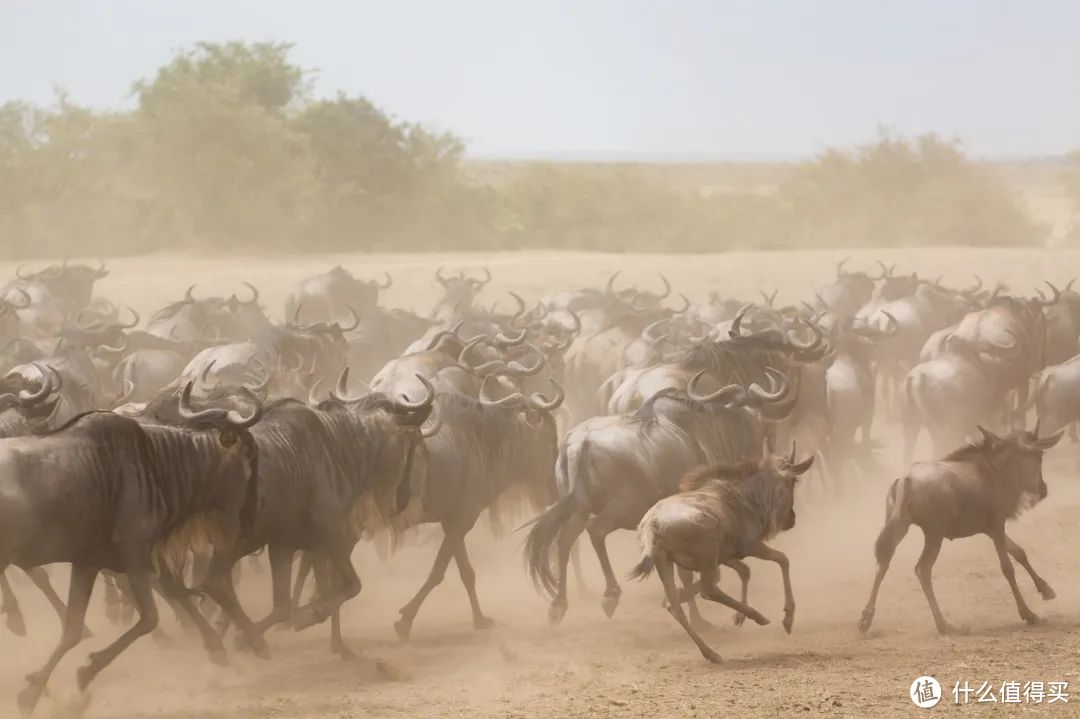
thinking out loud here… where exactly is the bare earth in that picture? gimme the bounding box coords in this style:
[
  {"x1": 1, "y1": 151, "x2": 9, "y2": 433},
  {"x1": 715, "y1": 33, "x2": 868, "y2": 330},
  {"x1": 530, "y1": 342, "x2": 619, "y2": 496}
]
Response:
[{"x1": 2, "y1": 248, "x2": 1080, "y2": 718}]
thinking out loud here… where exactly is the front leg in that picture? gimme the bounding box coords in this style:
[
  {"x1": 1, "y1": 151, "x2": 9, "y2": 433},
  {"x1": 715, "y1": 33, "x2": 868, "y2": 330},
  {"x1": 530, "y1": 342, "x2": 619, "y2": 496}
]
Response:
[
  {"x1": 745, "y1": 542, "x2": 794, "y2": 633},
  {"x1": 1005, "y1": 534, "x2": 1055, "y2": 600},
  {"x1": 990, "y1": 529, "x2": 1039, "y2": 625}
]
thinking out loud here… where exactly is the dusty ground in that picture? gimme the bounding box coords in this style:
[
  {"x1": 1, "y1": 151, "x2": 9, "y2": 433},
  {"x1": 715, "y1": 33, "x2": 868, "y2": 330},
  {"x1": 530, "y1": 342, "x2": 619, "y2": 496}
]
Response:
[{"x1": 2, "y1": 248, "x2": 1080, "y2": 718}]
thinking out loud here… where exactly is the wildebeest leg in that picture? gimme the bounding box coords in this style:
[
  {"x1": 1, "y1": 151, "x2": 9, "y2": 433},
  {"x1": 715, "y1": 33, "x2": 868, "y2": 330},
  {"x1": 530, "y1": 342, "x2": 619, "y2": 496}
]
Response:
[
  {"x1": 913, "y1": 532, "x2": 960, "y2": 635},
  {"x1": 103, "y1": 573, "x2": 125, "y2": 625},
  {"x1": 549, "y1": 510, "x2": 588, "y2": 625},
  {"x1": 586, "y1": 513, "x2": 622, "y2": 618},
  {"x1": 901, "y1": 417, "x2": 919, "y2": 467},
  {"x1": 75, "y1": 567, "x2": 158, "y2": 692},
  {"x1": 745, "y1": 542, "x2": 795, "y2": 634},
  {"x1": 291, "y1": 552, "x2": 314, "y2": 610},
  {"x1": 201, "y1": 555, "x2": 270, "y2": 659},
  {"x1": 676, "y1": 566, "x2": 713, "y2": 632},
  {"x1": 17, "y1": 564, "x2": 97, "y2": 716},
  {"x1": 725, "y1": 559, "x2": 751, "y2": 627},
  {"x1": 697, "y1": 562, "x2": 770, "y2": 627},
  {"x1": 25, "y1": 567, "x2": 93, "y2": 638},
  {"x1": 570, "y1": 541, "x2": 591, "y2": 598},
  {"x1": 655, "y1": 552, "x2": 722, "y2": 664},
  {"x1": 989, "y1": 529, "x2": 1040, "y2": 625},
  {"x1": 0, "y1": 571, "x2": 26, "y2": 636},
  {"x1": 292, "y1": 541, "x2": 362, "y2": 632},
  {"x1": 156, "y1": 568, "x2": 227, "y2": 665},
  {"x1": 1004, "y1": 534, "x2": 1055, "y2": 600},
  {"x1": 112, "y1": 572, "x2": 172, "y2": 644},
  {"x1": 858, "y1": 517, "x2": 909, "y2": 634},
  {"x1": 308, "y1": 558, "x2": 357, "y2": 660},
  {"x1": 452, "y1": 538, "x2": 493, "y2": 629},
  {"x1": 395, "y1": 525, "x2": 465, "y2": 640},
  {"x1": 254, "y1": 544, "x2": 296, "y2": 632}
]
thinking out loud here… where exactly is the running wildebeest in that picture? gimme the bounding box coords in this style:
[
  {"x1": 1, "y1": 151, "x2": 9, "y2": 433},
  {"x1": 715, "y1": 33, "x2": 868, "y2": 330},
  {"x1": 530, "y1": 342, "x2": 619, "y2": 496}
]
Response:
[
  {"x1": 858, "y1": 423, "x2": 1061, "y2": 636},
  {"x1": 0, "y1": 381, "x2": 264, "y2": 715},
  {"x1": 627, "y1": 444, "x2": 814, "y2": 663}
]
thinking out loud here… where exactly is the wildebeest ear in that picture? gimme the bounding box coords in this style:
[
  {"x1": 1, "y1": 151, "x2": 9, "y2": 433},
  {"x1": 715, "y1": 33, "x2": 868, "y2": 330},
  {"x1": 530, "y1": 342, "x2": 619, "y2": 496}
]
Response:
[
  {"x1": 1033, "y1": 431, "x2": 1064, "y2": 451},
  {"x1": 218, "y1": 429, "x2": 239, "y2": 448},
  {"x1": 976, "y1": 425, "x2": 1001, "y2": 446},
  {"x1": 789, "y1": 456, "x2": 814, "y2": 476}
]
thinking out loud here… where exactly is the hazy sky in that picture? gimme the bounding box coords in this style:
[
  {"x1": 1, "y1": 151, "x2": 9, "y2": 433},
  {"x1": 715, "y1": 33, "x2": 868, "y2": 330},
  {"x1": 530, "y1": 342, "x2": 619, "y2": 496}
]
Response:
[{"x1": 1, "y1": 1, "x2": 1077, "y2": 159}]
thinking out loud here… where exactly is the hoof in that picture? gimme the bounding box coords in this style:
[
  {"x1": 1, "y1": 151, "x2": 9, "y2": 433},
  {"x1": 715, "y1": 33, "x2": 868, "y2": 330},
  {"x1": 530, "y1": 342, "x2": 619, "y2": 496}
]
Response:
[
  {"x1": 600, "y1": 594, "x2": 619, "y2": 619},
  {"x1": 473, "y1": 616, "x2": 495, "y2": 630},
  {"x1": 782, "y1": 612, "x2": 795, "y2": 634},
  {"x1": 393, "y1": 617, "x2": 413, "y2": 641},
  {"x1": 937, "y1": 622, "x2": 969, "y2": 636},
  {"x1": 16, "y1": 682, "x2": 43, "y2": 717},
  {"x1": 4, "y1": 610, "x2": 27, "y2": 637},
  {"x1": 1022, "y1": 612, "x2": 1041, "y2": 626},
  {"x1": 209, "y1": 647, "x2": 229, "y2": 667},
  {"x1": 548, "y1": 602, "x2": 567, "y2": 626},
  {"x1": 701, "y1": 650, "x2": 723, "y2": 664},
  {"x1": 733, "y1": 612, "x2": 746, "y2": 628},
  {"x1": 1039, "y1": 584, "x2": 1056, "y2": 601},
  {"x1": 333, "y1": 645, "x2": 359, "y2": 662},
  {"x1": 75, "y1": 662, "x2": 95, "y2": 692},
  {"x1": 857, "y1": 612, "x2": 873, "y2": 635}
]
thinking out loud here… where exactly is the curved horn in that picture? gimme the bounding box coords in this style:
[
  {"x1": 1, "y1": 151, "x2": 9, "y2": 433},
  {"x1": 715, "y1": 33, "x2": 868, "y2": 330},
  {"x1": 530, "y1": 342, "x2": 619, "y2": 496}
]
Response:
[
  {"x1": 506, "y1": 292, "x2": 527, "y2": 327},
  {"x1": 16, "y1": 362, "x2": 54, "y2": 403},
  {"x1": 335, "y1": 305, "x2": 362, "y2": 333},
  {"x1": 729, "y1": 304, "x2": 752, "y2": 338},
  {"x1": 239, "y1": 281, "x2": 259, "y2": 305},
  {"x1": 434, "y1": 266, "x2": 451, "y2": 287},
  {"x1": 478, "y1": 375, "x2": 528, "y2": 408},
  {"x1": 874, "y1": 260, "x2": 890, "y2": 280},
  {"x1": 836, "y1": 257, "x2": 850, "y2": 278},
  {"x1": 786, "y1": 318, "x2": 824, "y2": 352},
  {"x1": 458, "y1": 337, "x2": 507, "y2": 375},
  {"x1": 96, "y1": 335, "x2": 129, "y2": 355},
  {"x1": 788, "y1": 441, "x2": 797, "y2": 465},
  {"x1": 184, "y1": 285, "x2": 196, "y2": 303},
  {"x1": 396, "y1": 374, "x2": 435, "y2": 411},
  {"x1": 529, "y1": 378, "x2": 565, "y2": 411},
  {"x1": 420, "y1": 417, "x2": 443, "y2": 438},
  {"x1": 494, "y1": 325, "x2": 528, "y2": 347},
  {"x1": 307, "y1": 378, "x2": 324, "y2": 406},
  {"x1": 655, "y1": 273, "x2": 671, "y2": 300},
  {"x1": 329, "y1": 366, "x2": 372, "y2": 402},
  {"x1": 376, "y1": 272, "x2": 393, "y2": 290},
  {"x1": 245, "y1": 359, "x2": 272, "y2": 393},
  {"x1": 95, "y1": 258, "x2": 108, "y2": 278},
  {"x1": 506, "y1": 343, "x2": 547, "y2": 376},
  {"x1": 474, "y1": 267, "x2": 492, "y2": 286},
  {"x1": 964, "y1": 274, "x2": 983, "y2": 296},
  {"x1": 9, "y1": 288, "x2": 31, "y2": 309},
  {"x1": 687, "y1": 369, "x2": 745, "y2": 405},
  {"x1": 759, "y1": 289, "x2": 778, "y2": 308},
  {"x1": 178, "y1": 380, "x2": 263, "y2": 428},
  {"x1": 671, "y1": 292, "x2": 690, "y2": 314},
  {"x1": 15, "y1": 264, "x2": 34, "y2": 280},
  {"x1": 748, "y1": 367, "x2": 790, "y2": 402},
  {"x1": 1066, "y1": 278, "x2": 1077, "y2": 293},
  {"x1": 605, "y1": 270, "x2": 621, "y2": 297},
  {"x1": 976, "y1": 425, "x2": 1002, "y2": 445},
  {"x1": 118, "y1": 306, "x2": 140, "y2": 329},
  {"x1": 642, "y1": 318, "x2": 670, "y2": 345},
  {"x1": 198, "y1": 359, "x2": 218, "y2": 390},
  {"x1": 879, "y1": 311, "x2": 900, "y2": 337},
  {"x1": 1036, "y1": 281, "x2": 1061, "y2": 308}
]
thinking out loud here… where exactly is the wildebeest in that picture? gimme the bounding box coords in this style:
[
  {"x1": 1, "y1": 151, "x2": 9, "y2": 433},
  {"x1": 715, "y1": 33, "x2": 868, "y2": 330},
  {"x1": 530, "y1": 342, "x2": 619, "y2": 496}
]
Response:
[
  {"x1": 284, "y1": 265, "x2": 391, "y2": 324},
  {"x1": 627, "y1": 445, "x2": 814, "y2": 662},
  {"x1": 391, "y1": 376, "x2": 563, "y2": 639},
  {"x1": 1030, "y1": 355, "x2": 1080, "y2": 436},
  {"x1": 0, "y1": 382, "x2": 263, "y2": 715},
  {"x1": 858, "y1": 423, "x2": 1061, "y2": 636},
  {"x1": 525, "y1": 370, "x2": 794, "y2": 625}
]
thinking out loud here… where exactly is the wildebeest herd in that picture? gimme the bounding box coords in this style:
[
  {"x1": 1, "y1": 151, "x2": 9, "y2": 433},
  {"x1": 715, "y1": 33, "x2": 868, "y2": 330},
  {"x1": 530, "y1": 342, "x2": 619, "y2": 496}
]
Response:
[{"x1": 0, "y1": 257, "x2": 1077, "y2": 714}]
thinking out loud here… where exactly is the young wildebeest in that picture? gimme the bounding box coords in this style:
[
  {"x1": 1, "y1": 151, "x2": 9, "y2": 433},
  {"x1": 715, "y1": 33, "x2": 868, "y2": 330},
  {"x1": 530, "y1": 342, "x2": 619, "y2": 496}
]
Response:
[
  {"x1": 0, "y1": 382, "x2": 263, "y2": 715},
  {"x1": 859, "y1": 424, "x2": 1061, "y2": 636},
  {"x1": 628, "y1": 445, "x2": 814, "y2": 663}
]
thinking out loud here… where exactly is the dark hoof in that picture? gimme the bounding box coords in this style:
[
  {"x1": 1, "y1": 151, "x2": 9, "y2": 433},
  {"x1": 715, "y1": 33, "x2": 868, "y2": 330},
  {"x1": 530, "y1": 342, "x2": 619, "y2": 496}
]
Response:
[
  {"x1": 1039, "y1": 584, "x2": 1056, "y2": 601},
  {"x1": 1022, "y1": 612, "x2": 1041, "y2": 626},
  {"x1": 857, "y1": 612, "x2": 873, "y2": 635},
  {"x1": 333, "y1": 645, "x2": 359, "y2": 662},
  {"x1": 5, "y1": 610, "x2": 27, "y2": 637},
  {"x1": 733, "y1": 612, "x2": 746, "y2": 628},
  {"x1": 393, "y1": 617, "x2": 413, "y2": 641},
  {"x1": 208, "y1": 645, "x2": 229, "y2": 667},
  {"x1": 16, "y1": 682, "x2": 43, "y2": 717},
  {"x1": 701, "y1": 649, "x2": 723, "y2": 664},
  {"x1": 75, "y1": 662, "x2": 95, "y2": 692},
  {"x1": 783, "y1": 612, "x2": 795, "y2": 634},
  {"x1": 548, "y1": 602, "x2": 567, "y2": 626},
  {"x1": 473, "y1": 616, "x2": 495, "y2": 630},
  {"x1": 600, "y1": 594, "x2": 619, "y2": 619}
]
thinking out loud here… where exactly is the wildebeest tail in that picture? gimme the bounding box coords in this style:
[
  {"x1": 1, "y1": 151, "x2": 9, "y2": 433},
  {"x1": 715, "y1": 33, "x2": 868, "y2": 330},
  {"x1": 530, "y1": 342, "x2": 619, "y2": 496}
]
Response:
[
  {"x1": 627, "y1": 515, "x2": 658, "y2": 581},
  {"x1": 523, "y1": 439, "x2": 589, "y2": 597}
]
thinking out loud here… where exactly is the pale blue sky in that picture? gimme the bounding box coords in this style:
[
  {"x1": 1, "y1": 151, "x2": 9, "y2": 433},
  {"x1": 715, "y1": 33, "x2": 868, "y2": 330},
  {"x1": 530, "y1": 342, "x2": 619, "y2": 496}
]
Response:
[{"x1": 1, "y1": 1, "x2": 1077, "y2": 159}]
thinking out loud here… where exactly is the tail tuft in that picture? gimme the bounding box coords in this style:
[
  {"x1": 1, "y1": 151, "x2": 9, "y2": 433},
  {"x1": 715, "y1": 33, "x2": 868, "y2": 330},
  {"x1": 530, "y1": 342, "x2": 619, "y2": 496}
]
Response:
[{"x1": 627, "y1": 556, "x2": 654, "y2": 581}]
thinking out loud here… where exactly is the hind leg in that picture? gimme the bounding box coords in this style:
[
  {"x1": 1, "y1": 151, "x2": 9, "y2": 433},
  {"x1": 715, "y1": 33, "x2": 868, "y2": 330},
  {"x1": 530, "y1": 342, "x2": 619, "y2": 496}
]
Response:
[
  {"x1": 724, "y1": 559, "x2": 751, "y2": 627},
  {"x1": 586, "y1": 512, "x2": 624, "y2": 618},
  {"x1": 452, "y1": 538, "x2": 493, "y2": 630},
  {"x1": 697, "y1": 563, "x2": 770, "y2": 626},
  {"x1": 570, "y1": 540, "x2": 591, "y2": 598},
  {"x1": 676, "y1": 567, "x2": 713, "y2": 632},
  {"x1": 549, "y1": 512, "x2": 588, "y2": 625},
  {"x1": 858, "y1": 517, "x2": 909, "y2": 634},
  {"x1": 914, "y1": 531, "x2": 962, "y2": 634},
  {"x1": 1, "y1": 570, "x2": 26, "y2": 636},
  {"x1": 990, "y1": 528, "x2": 1039, "y2": 625},
  {"x1": 656, "y1": 554, "x2": 722, "y2": 663},
  {"x1": 745, "y1": 542, "x2": 795, "y2": 633}
]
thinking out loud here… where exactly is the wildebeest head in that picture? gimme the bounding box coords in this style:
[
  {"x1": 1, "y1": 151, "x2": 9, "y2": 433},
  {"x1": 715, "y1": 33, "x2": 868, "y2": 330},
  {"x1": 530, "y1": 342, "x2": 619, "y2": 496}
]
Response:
[
  {"x1": 432, "y1": 267, "x2": 491, "y2": 320},
  {"x1": 967, "y1": 423, "x2": 1062, "y2": 508},
  {"x1": 763, "y1": 443, "x2": 815, "y2": 530},
  {"x1": 16, "y1": 258, "x2": 108, "y2": 309}
]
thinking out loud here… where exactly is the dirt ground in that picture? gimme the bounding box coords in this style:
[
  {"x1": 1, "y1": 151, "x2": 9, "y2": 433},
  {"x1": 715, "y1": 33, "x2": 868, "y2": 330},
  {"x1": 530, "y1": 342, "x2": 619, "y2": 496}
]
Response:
[{"x1": 3, "y1": 248, "x2": 1080, "y2": 718}]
